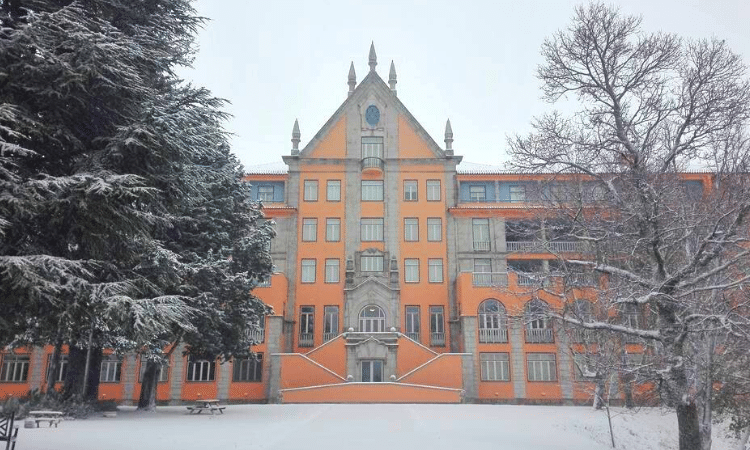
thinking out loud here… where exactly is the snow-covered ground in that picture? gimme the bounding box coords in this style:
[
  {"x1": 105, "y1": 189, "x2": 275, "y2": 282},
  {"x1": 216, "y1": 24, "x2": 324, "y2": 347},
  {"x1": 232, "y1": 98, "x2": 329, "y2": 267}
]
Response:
[{"x1": 20, "y1": 404, "x2": 742, "y2": 450}]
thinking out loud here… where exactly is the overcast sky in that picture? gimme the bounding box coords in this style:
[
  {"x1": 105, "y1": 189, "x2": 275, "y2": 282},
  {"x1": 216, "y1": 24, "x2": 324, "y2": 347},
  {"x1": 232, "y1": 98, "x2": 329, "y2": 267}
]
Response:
[{"x1": 179, "y1": 0, "x2": 750, "y2": 169}]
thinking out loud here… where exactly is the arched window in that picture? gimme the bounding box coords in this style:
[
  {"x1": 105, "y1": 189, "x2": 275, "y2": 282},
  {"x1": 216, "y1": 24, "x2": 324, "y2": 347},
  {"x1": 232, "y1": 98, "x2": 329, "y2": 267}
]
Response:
[
  {"x1": 525, "y1": 299, "x2": 554, "y2": 343},
  {"x1": 359, "y1": 305, "x2": 386, "y2": 332},
  {"x1": 568, "y1": 300, "x2": 594, "y2": 343},
  {"x1": 478, "y1": 299, "x2": 508, "y2": 343}
]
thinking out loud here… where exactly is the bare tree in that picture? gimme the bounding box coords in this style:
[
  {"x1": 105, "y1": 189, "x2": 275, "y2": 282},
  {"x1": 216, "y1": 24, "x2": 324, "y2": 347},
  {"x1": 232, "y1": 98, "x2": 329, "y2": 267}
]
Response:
[{"x1": 508, "y1": 4, "x2": 750, "y2": 450}]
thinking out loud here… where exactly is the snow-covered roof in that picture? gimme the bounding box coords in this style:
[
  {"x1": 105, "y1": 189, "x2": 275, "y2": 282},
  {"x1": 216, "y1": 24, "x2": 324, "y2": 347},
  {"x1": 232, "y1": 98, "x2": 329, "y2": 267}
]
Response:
[
  {"x1": 244, "y1": 161, "x2": 288, "y2": 175},
  {"x1": 456, "y1": 161, "x2": 517, "y2": 174}
]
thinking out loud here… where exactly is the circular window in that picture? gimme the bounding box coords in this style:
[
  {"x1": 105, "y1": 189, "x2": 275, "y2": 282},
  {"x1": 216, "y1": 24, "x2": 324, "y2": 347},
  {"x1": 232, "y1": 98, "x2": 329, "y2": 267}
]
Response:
[{"x1": 365, "y1": 105, "x2": 380, "y2": 126}]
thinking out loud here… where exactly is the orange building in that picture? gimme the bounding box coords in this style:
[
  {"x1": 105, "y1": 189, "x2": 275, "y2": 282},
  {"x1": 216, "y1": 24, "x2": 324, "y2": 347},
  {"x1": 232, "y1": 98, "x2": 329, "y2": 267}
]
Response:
[{"x1": 2, "y1": 44, "x2": 665, "y2": 405}]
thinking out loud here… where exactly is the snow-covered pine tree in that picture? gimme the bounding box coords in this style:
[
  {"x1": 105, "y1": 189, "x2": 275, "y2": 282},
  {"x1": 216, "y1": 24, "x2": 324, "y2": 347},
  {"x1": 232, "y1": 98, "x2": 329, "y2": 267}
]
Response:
[{"x1": 0, "y1": 0, "x2": 273, "y2": 406}]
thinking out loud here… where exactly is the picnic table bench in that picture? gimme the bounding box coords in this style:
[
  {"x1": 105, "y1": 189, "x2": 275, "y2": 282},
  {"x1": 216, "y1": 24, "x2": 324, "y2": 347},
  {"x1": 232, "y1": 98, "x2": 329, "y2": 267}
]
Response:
[
  {"x1": 1, "y1": 412, "x2": 19, "y2": 450},
  {"x1": 186, "y1": 399, "x2": 225, "y2": 415},
  {"x1": 28, "y1": 411, "x2": 63, "y2": 428}
]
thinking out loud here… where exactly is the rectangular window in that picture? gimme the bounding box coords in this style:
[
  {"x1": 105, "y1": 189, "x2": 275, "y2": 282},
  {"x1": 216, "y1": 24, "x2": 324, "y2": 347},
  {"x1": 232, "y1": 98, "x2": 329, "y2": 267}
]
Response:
[
  {"x1": 325, "y1": 259, "x2": 340, "y2": 283},
  {"x1": 326, "y1": 218, "x2": 341, "y2": 242},
  {"x1": 527, "y1": 353, "x2": 557, "y2": 382},
  {"x1": 361, "y1": 255, "x2": 384, "y2": 272},
  {"x1": 427, "y1": 218, "x2": 442, "y2": 242},
  {"x1": 405, "y1": 306, "x2": 420, "y2": 341},
  {"x1": 233, "y1": 354, "x2": 263, "y2": 382},
  {"x1": 138, "y1": 356, "x2": 169, "y2": 383},
  {"x1": 100, "y1": 355, "x2": 122, "y2": 383},
  {"x1": 426, "y1": 180, "x2": 441, "y2": 201},
  {"x1": 362, "y1": 180, "x2": 384, "y2": 201},
  {"x1": 481, "y1": 353, "x2": 510, "y2": 381},
  {"x1": 404, "y1": 180, "x2": 418, "y2": 201},
  {"x1": 362, "y1": 136, "x2": 384, "y2": 159},
  {"x1": 474, "y1": 258, "x2": 492, "y2": 273},
  {"x1": 186, "y1": 356, "x2": 215, "y2": 382},
  {"x1": 404, "y1": 218, "x2": 419, "y2": 242},
  {"x1": 404, "y1": 258, "x2": 419, "y2": 283},
  {"x1": 361, "y1": 359, "x2": 383, "y2": 382},
  {"x1": 509, "y1": 184, "x2": 526, "y2": 202},
  {"x1": 303, "y1": 180, "x2": 318, "y2": 201},
  {"x1": 257, "y1": 185, "x2": 274, "y2": 202},
  {"x1": 361, "y1": 218, "x2": 384, "y2": 241},
  {"x1": 302, "y1": 218, "x2": 317, "y2": 242},
  {"x1": 301, "y1": 259, "x2": 316, "y2": 283},
  {"x1": 324, "y1": 306, "x2": 339, "y2": 342},
  {"x1": 46, "y1": 354, "x2": 68, "y2": 383},
  {"x1": 429, "y1": 306, "x2": 445, "y2": 346},
  {"x1": 472, "y1": 218, "x2": 491, "y2": 251},
  {"x1": 573, "y1": 353, "x2": 592, "y2": 381},
  {"x1": 0, "y1": 354, "x2": 30, "y2": 382},
  {"x1": 327, "y1": 180, "x2": 341, "y2": 202},
  {"x1": 299, "y1": 306, "x2": 315, "y2": 347},
  {"x1": 428, "y1": 259, "x2": 444, "y2": 283},
  {"x1": 470, "y1": 185, "x2": 486, "y2": 202}
]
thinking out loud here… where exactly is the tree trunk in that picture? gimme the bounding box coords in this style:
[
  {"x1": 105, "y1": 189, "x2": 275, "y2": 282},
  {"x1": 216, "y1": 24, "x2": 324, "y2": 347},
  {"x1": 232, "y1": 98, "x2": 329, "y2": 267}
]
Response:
[
  {"x1": 676, "y1": 402, "x2": 703, "y2": 450},
  {"x1": 137, "y1": 360, "x2": 159, "y2": 411},
  {"x1": 735, "y1": 427, "x2": 749, "y2": 450},
  {"x1": 593, "y1": 377, "x2": 605, "y2": 410},
  {"x1": 45, "y1": 339, "x2": 63, "y2": 395},
  {"x1": 63, "y1": 346, "x2": 102, "y2": 402}
]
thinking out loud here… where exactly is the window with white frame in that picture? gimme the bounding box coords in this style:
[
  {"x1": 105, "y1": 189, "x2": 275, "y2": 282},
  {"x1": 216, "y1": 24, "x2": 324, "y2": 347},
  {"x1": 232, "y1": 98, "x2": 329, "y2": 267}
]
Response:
[
  {"x1": 324, "y1": 306, "x2": 339, "y2": 341},
  {"x1": 404, "y1": 258, "x2": 419, "y2": 283},
  {"x1": 327, "y1": 180, "x2": 341, "y2": 202},
  {"x1": 404, "y1": 218, "x2": 418, "y2": 241},
  {"x1": 472, "y1": 218, "x2": 491, "y2": 251},
  {"x1": 478, "y1": 299, "x2": 508, "y2": 343},
  {"x1": 361, "y1": 255, "x2": 384, "y2": 272},
  {"x1": 1, "y1": 354, "x2": 29, "y2": 382},
  {"x1": 303, "y1": 180, "x2": 318, "y2": 201},
  {"x1": 404, "y1": 180, "x2": 418, "y2": 201},
  {"x1": 573, "y1": 353, "x2": 594, "y2": 381},
  {"x1": 325, "y1": 259, "x2": 340, "y2": 283},
  {"x1": 430, "y1": 306, "x2": 445, "y2": 346},
  {"x1": 469, "y1": 185, "x2": 486, "y2": 202},
  {"x1": 428, "y1": 258, "x2": 443, "y2": 283},
  {"x1": 257, "y1": 185, "x2": 274, "y2": 202},
  {"x1": 326, "y1": 218, "x2": 341, "y2": 242},
  {"x1": 405, "y1": 306, "x2": 420, "y2": 341},
  {"x1": 426, "y1": 180, "x2": 441, "y2": 201},
  {"x1": 100, "y1": 355, "x2": 122, "y2": 383},
  {"x1": 427, "y1": 218, "x2": 442, "y2": 241},
  {"x1": 362, "y1": 136, "x2": 383, "y2": 159},
  {"x1": 186, "y1": 356, "x2": 215, "y2": 382},
  {"x1": 527, "y1": 353, "x2": 557, "y2": 382},
  {"x1": 481, "y1": 353, "x2": 510, "y2": 381},
  {"x1": 362, "y1": 180, "x2": 384, "y2": 201},
  {"x1": 46, "y1": 354, "x2": 68, "y2": 383},
  {"x1": 138, "y1": 355, "x2": 169, "y2": 383},
  {"x1": 233, "y1": 354, "x2": 262, "y2": 382},
  {"x1": 361, "y1": 218, "x2": 384, "y2": 241},
  {"x1": 299, "y1": 306, "x2": 315, "y2": 347},
  {"x1": 302, "y1": 218, "x2": 317, "y2": 242},
  {"x1": 509, "y1": 184, "x2": 526, "y2": 202},
  {"x1": 301, "y1": 259, "x2": 316, "y2": 283}
]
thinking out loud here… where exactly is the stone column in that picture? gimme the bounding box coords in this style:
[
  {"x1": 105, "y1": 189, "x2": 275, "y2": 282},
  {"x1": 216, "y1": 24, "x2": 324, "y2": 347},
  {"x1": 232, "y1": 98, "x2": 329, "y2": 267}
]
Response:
[
  {"x1": 217, "y1": 361, "x2": 231, "y2": 401},
  {"x1": 265, "y1": 316, "x2": 284, "y2": 403},
  {"x1": 555, "y1": 323, "x2": 574, "y2": 403},
  {"x1": 510, "y1": 317, "x2": 527, "y2": 400},
  {"x1": 460, "y1": 316, "x2": 478, "y2": 401},
  {"x1": 29, "y1": 347, "x2": 45, "y2": 391},
  {"x1": 168, "y1": 342, "x2": 186, "y2": 405},
  {"x1": 121, "y1": 353, "x2": 138, "y2": 406}
]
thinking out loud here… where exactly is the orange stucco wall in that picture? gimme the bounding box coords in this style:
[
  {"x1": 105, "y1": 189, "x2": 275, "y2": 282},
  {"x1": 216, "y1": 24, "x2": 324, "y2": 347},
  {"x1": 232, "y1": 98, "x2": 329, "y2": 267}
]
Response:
[
  {"x1": 278, "y1": 354, "x2": 344, "y2": 389},
  {"x1": 398, "y1": 115, "x2": 436, "y2": 158},
  {"x1": 398, "y1": 354, "x2": 463, "y2": 389},
  {"x1": 281, "y1": 382, "x2": 462, "y2": 403},
  {"x1": 308, "y1": 117, "x2": 346, "y2": 158},
  {"x1": 396, "y1": 338, "x2": 437, "y2": 377},
  {"x1": 305, "y1": 337, "x2": 346, "y2": 378}
]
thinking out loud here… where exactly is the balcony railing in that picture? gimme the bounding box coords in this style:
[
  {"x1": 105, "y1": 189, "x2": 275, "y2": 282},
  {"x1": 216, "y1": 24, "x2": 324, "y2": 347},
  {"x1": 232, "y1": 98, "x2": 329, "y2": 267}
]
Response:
[
  {"x1": 361, "y1": 157, "x2": 384, "y2": 172},
  {"x1": 525, "y1": 328, "x2": 554, "y2": 343},
  {"x1": 569, "y1": 328, "x2": 596, "y2": 343},
  {"x1": 566, "y1": 273, "x2": 599, "y2": 286},
  {"x1": 548, "y1": 241, "x2": 588, "y2": 253},
  {"x1": 405, "y1": 332, "x2": 420, "y2": 342},
  {"x1": 506, "y1": 241, "x2": 541, "y2": 252},
  {"x1": 299, "y1": 333, "x2": 314, "y2": 347},
  {"x1": 246, "y1": 327, "x2": 265, "y2": 343},
  {"x1": 478, "y1": 328, "x2": 508, "y2": 343},
  {"x1": 516, "y1": 274, "x2": 537, "y2": 286},
  {"x1": 430, "y1": 332, "x2": 446, "y2": 346},
  {"x1": 472, "y1": 272, "x2": 508, "y2": 287},
  {"x1": 473, "y1": 240, "x2": 491, "y2": 252},
  {"x1": 323, "y1": 332, "x2": 338, "y2": 343}
]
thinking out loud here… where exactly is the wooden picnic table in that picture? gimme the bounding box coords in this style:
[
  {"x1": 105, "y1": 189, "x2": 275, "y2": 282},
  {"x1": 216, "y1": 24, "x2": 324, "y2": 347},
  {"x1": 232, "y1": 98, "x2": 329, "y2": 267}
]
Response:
[
  {"x1": 186, "y1": 399, "x2": 225, "y2": 415},
  {"x1": 28, "y1": 410, "x2": 63, "y2": 428}
]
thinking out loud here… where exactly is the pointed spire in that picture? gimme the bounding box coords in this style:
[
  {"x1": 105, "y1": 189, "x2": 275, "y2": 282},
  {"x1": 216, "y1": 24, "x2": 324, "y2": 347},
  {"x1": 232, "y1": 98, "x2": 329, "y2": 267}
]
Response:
[
  {"x1": 444, "y1": 119, "x2": 454, "y2": 156},
  {"x1": 348, "y1": 62, "x2": 357, "y2": 96},
  {"x1": 388, "y1": 60, "x2": 397, "y2": 92},
  {"x1": 368, "y1": 41, "x2": 377, "y2": 72},
  {"x1": 291, "y1": 119, "x2": 301, "y2": 155}
]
